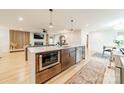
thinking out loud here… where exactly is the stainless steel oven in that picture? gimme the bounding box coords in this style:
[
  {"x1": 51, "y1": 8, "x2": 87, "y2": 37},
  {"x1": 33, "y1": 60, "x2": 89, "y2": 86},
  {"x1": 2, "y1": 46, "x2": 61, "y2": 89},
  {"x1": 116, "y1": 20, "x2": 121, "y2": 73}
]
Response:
[{"x1": 39, "y1": 51, "x2": 60, "y2": 71}]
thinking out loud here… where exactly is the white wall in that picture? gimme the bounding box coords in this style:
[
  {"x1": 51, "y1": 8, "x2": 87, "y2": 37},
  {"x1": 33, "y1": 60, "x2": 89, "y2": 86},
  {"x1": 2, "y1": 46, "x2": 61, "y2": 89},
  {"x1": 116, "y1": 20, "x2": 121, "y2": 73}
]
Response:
[
  {"x1": 81, "y1": 30, "x2": 87, "y2": 46},
  {"x1": 118, "y1": 31, "x2": 124, "y2": 35},
  {"x1": 0, "y1": 26, "x2": 9, "y2": 53},
  {"x1": 89, "y1": 28, "x2": 124, "y2": 53},
  {"x1": 52, "y1": 30, "x2": 82, "y2": 46}
]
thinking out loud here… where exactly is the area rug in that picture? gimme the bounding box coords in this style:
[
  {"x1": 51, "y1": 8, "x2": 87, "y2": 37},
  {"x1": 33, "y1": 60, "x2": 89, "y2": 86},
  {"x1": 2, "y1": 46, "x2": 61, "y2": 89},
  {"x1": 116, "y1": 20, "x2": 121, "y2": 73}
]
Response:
[
  {"x1": 65, "y1": 60, "x2": 107, "y2": 84},
  {"x1": 91, "y1": 52, "x2": 110, "y2": 59}
]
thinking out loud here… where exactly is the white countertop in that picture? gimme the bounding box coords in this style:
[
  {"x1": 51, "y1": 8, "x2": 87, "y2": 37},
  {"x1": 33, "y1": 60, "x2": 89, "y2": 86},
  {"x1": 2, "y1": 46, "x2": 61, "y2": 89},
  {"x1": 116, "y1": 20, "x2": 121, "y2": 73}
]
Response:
[{"x1": 28, "y1": 45, "x2": 84, "y2": 53}]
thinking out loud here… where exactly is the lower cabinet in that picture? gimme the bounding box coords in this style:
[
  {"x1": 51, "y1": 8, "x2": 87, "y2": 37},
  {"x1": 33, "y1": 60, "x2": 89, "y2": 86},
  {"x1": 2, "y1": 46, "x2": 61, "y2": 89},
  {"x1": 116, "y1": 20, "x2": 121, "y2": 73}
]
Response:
[
  {"x1": 76, "y1": 46, "x2": 83, "y2": 63},
  {"x1": 35, "y1": 47, "x2": 78, "y2": 83},
  {"x1": 61, "y1": 48, "x2": 76, "y2": 71},
  {"x1": 36, "y1": 64, "x2": 61, "y2": 84}
]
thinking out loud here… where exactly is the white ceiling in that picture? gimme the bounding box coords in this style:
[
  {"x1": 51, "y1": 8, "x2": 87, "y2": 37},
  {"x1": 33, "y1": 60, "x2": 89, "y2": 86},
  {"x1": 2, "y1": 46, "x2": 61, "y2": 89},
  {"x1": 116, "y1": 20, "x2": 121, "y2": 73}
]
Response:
[{"x1": 0, "y1": 9, "x2": 124, "y2": 33}]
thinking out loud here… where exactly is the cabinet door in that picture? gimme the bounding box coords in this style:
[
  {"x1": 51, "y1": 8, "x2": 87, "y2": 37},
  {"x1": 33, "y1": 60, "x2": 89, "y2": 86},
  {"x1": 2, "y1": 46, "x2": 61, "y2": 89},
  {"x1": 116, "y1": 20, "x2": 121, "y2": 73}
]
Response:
[
  {"x1": 61, "y1": 49, "x2": 70, "y2": 71},
  {"x1": 61, "y1": 48, "x2": 76, "y2": 71}
]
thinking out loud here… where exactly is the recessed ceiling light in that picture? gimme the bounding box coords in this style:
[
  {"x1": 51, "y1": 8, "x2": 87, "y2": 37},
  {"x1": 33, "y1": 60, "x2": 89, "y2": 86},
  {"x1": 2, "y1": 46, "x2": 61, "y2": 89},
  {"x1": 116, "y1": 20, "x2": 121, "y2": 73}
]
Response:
[{"x1": 18, "y1": 17, "x2": 23, "y2": 21}]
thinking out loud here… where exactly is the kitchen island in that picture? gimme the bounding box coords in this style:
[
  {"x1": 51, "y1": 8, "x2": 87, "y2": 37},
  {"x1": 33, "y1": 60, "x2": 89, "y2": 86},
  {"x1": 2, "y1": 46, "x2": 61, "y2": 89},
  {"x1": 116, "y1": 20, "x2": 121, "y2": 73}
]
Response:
[{"x1": 28, "y1": 45, "x2": 85, "y2": 84}]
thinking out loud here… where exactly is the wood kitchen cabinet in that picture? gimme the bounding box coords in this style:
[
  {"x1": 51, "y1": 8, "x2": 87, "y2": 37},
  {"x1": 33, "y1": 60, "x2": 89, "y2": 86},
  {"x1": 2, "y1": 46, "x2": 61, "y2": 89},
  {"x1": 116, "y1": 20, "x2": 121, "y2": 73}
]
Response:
[
  {"x1": 36, "y1": 63, "x2": 61, "y2": 84},
  {"x1": 61, "y1": 48, "x2": 76, "y2": 71}
]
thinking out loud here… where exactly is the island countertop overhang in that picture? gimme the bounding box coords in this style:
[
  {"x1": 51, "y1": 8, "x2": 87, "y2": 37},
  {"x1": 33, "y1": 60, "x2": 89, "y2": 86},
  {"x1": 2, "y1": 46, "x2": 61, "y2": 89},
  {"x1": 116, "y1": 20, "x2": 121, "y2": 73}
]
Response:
[{"x1": 28, "y1": 45, "x2": 84, "y2": 53}]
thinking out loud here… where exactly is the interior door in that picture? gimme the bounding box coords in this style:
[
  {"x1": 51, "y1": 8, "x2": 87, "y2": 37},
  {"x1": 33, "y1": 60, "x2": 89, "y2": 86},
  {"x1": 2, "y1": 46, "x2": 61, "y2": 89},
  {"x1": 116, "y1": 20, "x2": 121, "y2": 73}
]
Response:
[
  {"x1": 10, "y1": 30, "x2": 30, "y2": 50},
  {"x1": 61, "y1": 49, "x2": 70, "y2": 71}
]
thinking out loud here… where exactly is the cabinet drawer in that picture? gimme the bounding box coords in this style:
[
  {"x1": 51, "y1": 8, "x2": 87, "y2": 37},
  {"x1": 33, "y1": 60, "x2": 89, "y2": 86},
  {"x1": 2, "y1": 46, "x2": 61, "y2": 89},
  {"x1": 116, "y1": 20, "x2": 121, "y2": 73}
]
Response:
[
  {"x1": 61, "y1": 59, "x2": 70, "y2": 71},
  {"x1": 36, "y1": 68, "x2": 49, "y2": 84},
  {"x1": 48, "y1": 64, "x2": 61, "y2": 77},
  {"x1": 36, "y1": 64, "x2": 61, "y2": 84}
]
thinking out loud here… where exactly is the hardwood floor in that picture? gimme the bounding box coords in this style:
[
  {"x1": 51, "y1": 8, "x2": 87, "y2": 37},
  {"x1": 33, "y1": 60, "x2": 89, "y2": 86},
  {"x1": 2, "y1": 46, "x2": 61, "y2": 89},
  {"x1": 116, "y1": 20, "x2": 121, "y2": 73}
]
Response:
[
  {"x1": 0, "y1": 51, "x2": 115, "y2": 84},
  {"x1": 0, "y1": 52, "x2": 30, "y2": 83}
]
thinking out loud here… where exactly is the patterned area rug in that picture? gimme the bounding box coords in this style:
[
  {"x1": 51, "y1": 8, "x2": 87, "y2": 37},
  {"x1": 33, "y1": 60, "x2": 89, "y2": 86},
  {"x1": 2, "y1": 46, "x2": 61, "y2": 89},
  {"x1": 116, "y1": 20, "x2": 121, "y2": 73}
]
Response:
[
  {"x1": 65, "y1": 59, "x2": 107, "y2": 84},
  {"x1": 91, "y1": 52, "x2": 110, "y2": 59}
]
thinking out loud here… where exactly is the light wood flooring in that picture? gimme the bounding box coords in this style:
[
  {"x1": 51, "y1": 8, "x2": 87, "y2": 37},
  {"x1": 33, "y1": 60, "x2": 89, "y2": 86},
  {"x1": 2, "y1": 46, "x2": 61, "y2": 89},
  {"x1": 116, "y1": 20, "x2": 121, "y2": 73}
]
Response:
[
  {"x1": 0, "y1": 52, "x2": 30, "y2": 83},
  {"x1": 0, "y1": 51, "x2": 115, "y2": 84}
]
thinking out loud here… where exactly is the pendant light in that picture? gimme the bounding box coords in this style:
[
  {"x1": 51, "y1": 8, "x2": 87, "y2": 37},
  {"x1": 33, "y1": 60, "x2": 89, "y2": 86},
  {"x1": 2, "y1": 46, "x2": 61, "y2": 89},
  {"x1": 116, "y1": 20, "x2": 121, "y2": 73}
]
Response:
[
  {"x1": 70, "y1": 19, "x2": 74, "y2": 31},
  {"x1": 49, "y1": 9, "x2": 53, "y2": 28}
]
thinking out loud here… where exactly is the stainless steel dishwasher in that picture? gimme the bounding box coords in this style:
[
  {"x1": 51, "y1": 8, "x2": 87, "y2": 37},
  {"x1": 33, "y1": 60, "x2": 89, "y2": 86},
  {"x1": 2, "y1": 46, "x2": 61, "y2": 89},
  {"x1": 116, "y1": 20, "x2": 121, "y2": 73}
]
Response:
[{"x1": 76, "y1": 46, "x2": 85, "y2": 63}]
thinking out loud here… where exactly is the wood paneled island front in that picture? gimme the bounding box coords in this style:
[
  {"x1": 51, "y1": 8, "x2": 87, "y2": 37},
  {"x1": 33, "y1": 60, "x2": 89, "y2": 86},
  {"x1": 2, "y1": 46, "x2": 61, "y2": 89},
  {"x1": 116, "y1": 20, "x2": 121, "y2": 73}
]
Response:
[{"x1": 28, "y1": 45, "x2": 85, "y2": 84}]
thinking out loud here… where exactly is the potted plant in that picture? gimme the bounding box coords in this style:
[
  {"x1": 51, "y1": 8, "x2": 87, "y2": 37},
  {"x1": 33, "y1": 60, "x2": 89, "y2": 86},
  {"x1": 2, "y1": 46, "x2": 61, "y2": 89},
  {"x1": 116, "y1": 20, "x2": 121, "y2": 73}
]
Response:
[{"x1": 113, "y1": 39, "x2": 124, "y2": 47}]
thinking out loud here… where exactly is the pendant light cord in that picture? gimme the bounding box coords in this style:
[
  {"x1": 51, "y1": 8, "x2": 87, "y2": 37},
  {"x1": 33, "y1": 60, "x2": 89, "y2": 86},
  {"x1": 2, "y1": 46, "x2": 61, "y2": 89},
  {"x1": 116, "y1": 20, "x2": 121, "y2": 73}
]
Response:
[
  {"x1": 71, "y1": 19, "x2": 74, "y2": 31},
  {"x1": 49, "y1": 9, "x2": 53, "y2": 26}
]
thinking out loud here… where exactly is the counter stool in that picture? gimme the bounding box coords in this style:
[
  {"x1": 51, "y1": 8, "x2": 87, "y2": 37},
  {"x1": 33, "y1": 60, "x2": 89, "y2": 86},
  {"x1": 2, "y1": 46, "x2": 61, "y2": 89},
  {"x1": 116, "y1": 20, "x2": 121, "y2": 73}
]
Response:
[{"x1": 102, "y1": 46, "x2": 116, "y2": 68}]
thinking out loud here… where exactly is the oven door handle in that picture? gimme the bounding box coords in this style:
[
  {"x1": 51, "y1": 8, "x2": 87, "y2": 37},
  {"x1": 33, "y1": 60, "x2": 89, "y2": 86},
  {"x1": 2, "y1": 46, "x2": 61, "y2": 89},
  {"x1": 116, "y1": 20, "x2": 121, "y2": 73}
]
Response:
[{"x1": 39, "y1": 55, "x2": 42, "y2": 71}]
